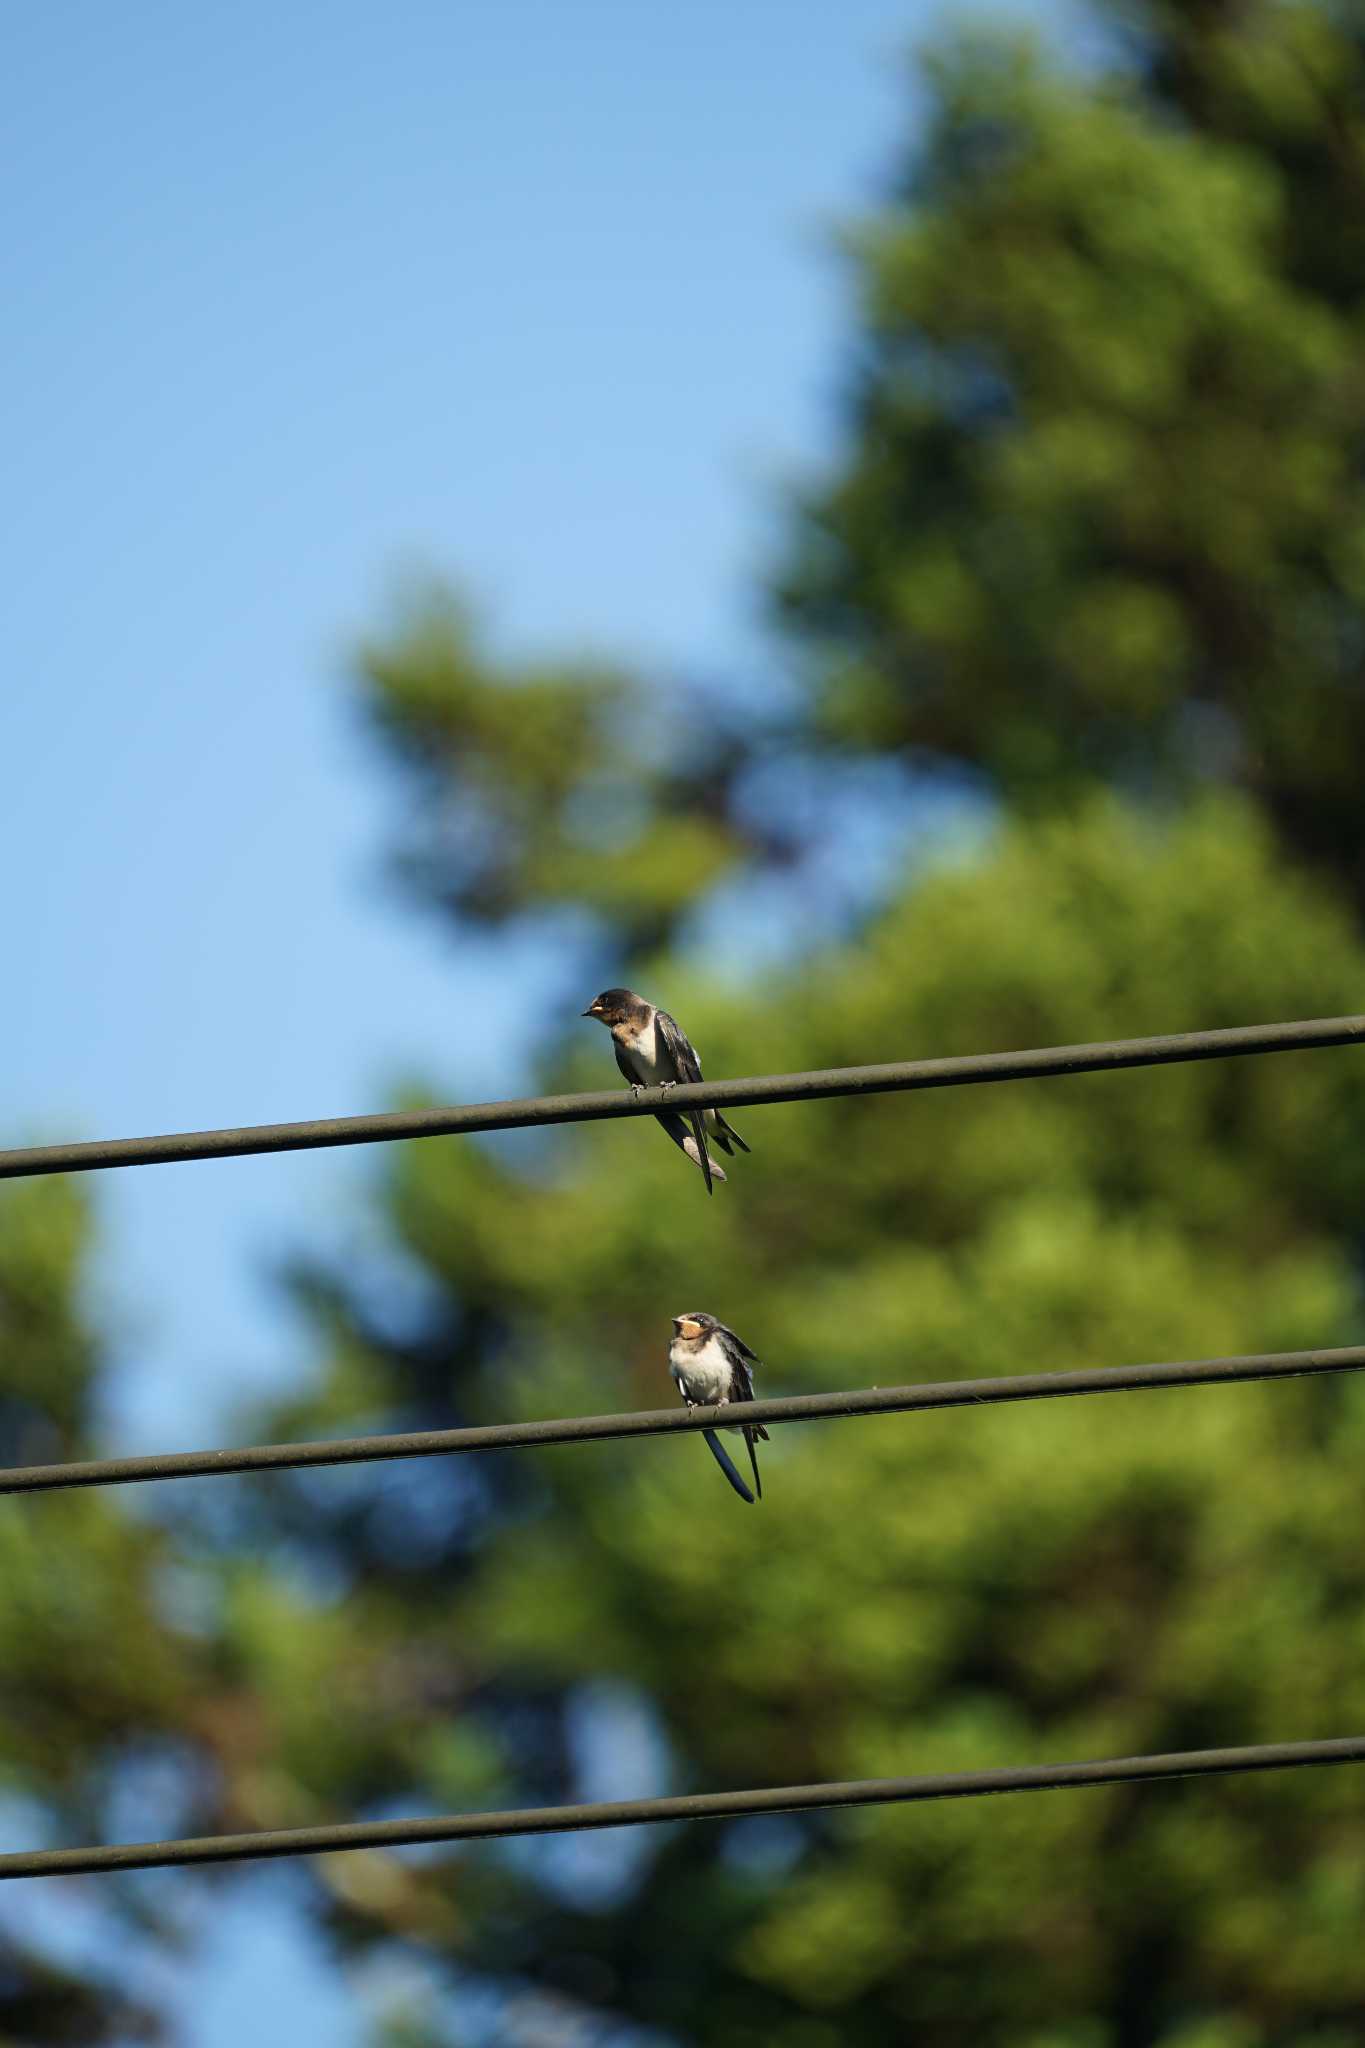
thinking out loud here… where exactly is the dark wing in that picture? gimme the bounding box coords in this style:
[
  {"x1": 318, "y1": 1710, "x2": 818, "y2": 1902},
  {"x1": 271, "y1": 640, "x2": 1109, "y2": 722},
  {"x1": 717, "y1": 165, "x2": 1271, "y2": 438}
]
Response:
[
  {"x1": 702, "y1": 1428, "x2": 757, "y2": 1505},
  {"x1": 717, "y1": 1322, "x2": 761, "y2": 1366},
  {"x1": 656, "y1": 1012, "x2": 750, "y2": 1161},
  {"x1": 654, "y1": 1009, "x2": 714, "y2": 1194},
  {"x1": 720, "y1": 1333, "x2": 770, "y2": 1456},
  {"x1": 654, "y1": 1010, "x2": 705, "y2": 1083}
]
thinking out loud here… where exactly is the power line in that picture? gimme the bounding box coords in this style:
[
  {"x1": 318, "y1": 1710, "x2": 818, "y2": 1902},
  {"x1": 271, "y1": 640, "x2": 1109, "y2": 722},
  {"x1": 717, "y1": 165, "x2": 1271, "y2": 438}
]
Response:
[
  {"x1": 1, "y1": 1013, "x2": 1361, "y2": 1181},
  {"x1": 5, "y1": 1342, "x2": 1363, "y2": 1497},
  {"x1": 4, "y1": 1735, "x2": 1362, "y2": 1880}
]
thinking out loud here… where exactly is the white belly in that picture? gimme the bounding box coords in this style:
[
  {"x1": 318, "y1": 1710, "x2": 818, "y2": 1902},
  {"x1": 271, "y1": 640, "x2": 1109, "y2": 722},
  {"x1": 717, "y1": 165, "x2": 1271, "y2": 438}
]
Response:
[
  {"x1": 669, "y1": 1334, "x2": 733, "y2": 1407},
  {"x1": 620, "y1": 1014, "x2": 672, "y2": 1086}
]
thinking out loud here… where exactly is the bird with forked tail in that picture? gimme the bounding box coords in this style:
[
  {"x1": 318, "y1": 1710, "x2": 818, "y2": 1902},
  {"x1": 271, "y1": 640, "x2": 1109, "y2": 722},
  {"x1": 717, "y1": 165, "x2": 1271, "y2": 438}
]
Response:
[
  {"x1": 668, "y1": 1311, "x2": 768, "y2": 1504},
  {"x1": 581, "y1": 987, "x2": 749, "y2": 1194}
]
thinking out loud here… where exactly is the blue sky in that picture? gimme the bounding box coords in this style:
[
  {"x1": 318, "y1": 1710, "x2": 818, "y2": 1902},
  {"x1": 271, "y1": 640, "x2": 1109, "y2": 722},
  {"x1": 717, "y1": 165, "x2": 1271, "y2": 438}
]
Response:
[{"x1": 2, "y1": 1, "x2": 1072, "y2": 2037}]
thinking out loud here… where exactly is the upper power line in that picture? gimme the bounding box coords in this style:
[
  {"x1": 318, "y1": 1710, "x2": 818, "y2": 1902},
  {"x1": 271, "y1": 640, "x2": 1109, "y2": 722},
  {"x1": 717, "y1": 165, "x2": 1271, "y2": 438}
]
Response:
[{"x1": 0, "y1": 1012, "x2": 1361, "y2": 1181}]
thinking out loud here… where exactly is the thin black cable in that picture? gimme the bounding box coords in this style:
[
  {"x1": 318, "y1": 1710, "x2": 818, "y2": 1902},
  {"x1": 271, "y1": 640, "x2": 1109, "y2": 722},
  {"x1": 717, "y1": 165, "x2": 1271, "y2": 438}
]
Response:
[
  {"x1": 4, "y1": 1736, "x2": 1363, "y2": 1879},
  {"x1": 5, "y1": 1343, "x2": 1364, "y2": 1496},
  {"x1": 1, "y1": 1013, "x2": 1361, "y2": 1180}
]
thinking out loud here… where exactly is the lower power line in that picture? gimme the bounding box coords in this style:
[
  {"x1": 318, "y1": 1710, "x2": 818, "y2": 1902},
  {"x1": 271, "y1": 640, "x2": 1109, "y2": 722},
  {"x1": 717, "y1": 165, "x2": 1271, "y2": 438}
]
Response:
[
  {"x1": 5, "y1": 1736, "x2": 1363, "y2": 1880},
  {"x1": 3, "y1": 1343, "x2": 1364, "y2": 1496}
]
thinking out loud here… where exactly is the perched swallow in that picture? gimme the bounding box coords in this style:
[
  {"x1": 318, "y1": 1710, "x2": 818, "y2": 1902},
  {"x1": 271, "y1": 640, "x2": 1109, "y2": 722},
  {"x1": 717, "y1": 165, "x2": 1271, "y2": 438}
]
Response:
[
  {"x1": 581, "y1": 987, "x2": 750, "y2": 1194},
  {"x1": 669, "y1": 1311, "x2": 769, "y2": 1504}
]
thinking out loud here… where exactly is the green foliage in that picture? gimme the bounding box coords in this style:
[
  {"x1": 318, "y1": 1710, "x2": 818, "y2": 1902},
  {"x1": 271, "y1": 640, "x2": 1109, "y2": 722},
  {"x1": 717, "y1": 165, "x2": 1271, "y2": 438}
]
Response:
[
  {"x1": 776, "y1": 3, "x2": 1365, "y2": 906},
  {"x1": 357, "y1": 587, "x2": 760, "y2": 954},
  {"x1": 0, "y1": 1168, "x2": 99, "y2": 1456},
  {"x1": 0, "y1": 1181, "x2": 207, "y2": 2039},
  {"x1": 0, "y1": 1184, "x2": 191, "y2": 1765}
]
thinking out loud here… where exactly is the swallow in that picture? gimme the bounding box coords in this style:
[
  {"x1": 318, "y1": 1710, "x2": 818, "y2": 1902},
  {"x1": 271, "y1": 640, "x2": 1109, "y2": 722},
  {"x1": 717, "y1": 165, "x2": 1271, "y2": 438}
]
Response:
[
  {"x1": 669, "y1": 1311, "x2": 769, "y2": 1504},
  {"x1": 581, "y1": 988, "x2": 750, "y2": 1194}
]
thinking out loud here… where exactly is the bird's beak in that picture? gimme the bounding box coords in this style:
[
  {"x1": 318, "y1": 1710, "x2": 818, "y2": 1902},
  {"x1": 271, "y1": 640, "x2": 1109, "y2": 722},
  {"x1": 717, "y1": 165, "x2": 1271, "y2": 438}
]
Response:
[{"x1": 581, "y1": 1006, "x2": 597, "y2": 1018}]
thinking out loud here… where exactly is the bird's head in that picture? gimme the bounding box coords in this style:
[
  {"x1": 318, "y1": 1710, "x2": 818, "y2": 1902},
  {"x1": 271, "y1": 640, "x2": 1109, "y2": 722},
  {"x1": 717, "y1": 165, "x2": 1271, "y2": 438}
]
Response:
[
  {"x1": 672, "y1": 1313, "x2": 714, "y2": 1344},
  {"x1": 582, "y1": 987, "x2": 643, "y2": 1029}
]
